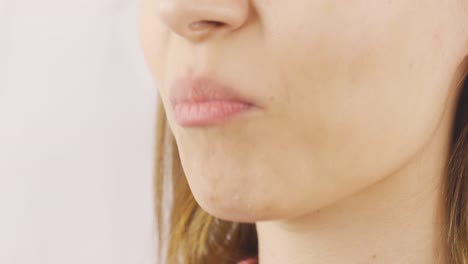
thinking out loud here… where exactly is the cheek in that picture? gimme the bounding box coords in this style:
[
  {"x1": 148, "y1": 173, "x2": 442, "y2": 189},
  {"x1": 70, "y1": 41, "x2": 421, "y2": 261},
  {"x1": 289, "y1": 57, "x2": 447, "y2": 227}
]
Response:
[
  {"x1": 138, "y1": 5, "x2": 169, "y2": 86},
  {"x1": 267, "y1": 0, "x2": 449, "y2": 146},
  {"x1": 254, "y1": 1, "x2": 452, "y2": 209}
]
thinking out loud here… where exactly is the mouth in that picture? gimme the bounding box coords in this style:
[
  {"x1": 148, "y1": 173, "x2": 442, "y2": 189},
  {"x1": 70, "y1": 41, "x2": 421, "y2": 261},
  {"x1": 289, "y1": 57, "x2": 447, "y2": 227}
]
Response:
[{"x1": 169, "y1": 76, "x2": 259, "y2": 127}]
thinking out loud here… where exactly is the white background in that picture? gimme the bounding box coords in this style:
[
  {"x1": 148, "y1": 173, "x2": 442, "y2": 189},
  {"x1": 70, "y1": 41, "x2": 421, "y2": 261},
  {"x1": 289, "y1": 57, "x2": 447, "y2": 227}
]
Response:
[{"x1": 0, "y1": 0, "x2": 157, "y2": 263}]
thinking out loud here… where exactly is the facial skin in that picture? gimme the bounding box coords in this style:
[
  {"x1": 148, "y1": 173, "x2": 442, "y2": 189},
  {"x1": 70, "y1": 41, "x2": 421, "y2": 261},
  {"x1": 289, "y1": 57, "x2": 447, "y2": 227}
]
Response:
[{"x1": 140, "y1": 1, "x2": 468, "y2": 262}]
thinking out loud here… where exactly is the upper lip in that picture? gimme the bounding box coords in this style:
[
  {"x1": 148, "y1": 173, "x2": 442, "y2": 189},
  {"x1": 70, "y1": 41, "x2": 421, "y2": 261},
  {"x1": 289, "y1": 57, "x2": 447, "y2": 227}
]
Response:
[{"x1": 169, "y1": 75, "x2": 256, "y2": 106}]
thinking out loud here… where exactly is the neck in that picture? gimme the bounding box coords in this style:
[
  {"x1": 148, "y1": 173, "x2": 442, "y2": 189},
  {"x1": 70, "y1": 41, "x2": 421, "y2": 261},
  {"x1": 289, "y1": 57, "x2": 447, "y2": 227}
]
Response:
[{"x1": 256, "y1": 114, "x2": 452, "y2": 264}]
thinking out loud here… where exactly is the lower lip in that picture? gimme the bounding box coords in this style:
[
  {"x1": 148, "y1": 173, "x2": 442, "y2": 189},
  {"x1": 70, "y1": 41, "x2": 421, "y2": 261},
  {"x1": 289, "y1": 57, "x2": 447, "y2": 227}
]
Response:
[{"x1": 173, "y1": 100, "x2": 254, "y2": 126}]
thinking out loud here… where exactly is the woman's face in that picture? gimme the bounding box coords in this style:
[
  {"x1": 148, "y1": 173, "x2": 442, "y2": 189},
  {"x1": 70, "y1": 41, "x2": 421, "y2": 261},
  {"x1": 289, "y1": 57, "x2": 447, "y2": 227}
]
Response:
[{"x1": 139, "y1": 0, "x2": 467, "y2": 222}]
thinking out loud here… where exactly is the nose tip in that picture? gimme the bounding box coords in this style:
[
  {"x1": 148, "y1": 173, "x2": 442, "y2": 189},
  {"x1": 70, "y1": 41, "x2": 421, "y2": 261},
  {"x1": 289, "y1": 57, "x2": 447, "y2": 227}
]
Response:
[{"x1": 157, "y1": 0, "x2": 250, "y2": 42}]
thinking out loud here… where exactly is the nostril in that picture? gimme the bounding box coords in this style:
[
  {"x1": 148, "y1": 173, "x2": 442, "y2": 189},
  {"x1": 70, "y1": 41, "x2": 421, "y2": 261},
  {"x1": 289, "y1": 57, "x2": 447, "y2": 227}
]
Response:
[
  {"x1": 204, "y1": 21, "x2": 225, "y2": 27},
  {"x1": 188, "y1": 20, "x2": 225, "y2": 31}
]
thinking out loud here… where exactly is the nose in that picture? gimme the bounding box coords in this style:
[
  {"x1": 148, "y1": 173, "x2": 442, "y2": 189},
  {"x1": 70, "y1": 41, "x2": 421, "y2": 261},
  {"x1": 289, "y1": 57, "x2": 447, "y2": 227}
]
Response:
[{"x1": 157, "y1": 0, "x2": 250, "y2": 42}]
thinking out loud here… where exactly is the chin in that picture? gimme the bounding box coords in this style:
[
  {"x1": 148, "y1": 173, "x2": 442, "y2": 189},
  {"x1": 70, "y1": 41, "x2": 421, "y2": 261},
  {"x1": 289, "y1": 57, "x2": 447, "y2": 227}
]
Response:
[
  {"x1": 181, "y1": 157, "x2": 287, "y2": 222},
  {"x1": 189, "y1": 185, "x2": 280, "y2": 223},
  {"x1": 200, "y1": 203, "x2": 273, "y2": 223}
]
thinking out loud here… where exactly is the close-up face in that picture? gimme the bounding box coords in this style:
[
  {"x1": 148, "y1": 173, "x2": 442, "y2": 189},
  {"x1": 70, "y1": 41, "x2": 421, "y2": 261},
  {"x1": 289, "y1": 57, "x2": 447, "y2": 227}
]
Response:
[{"x1": 139, "y1": 0, "x2": 467, "y2": 222}]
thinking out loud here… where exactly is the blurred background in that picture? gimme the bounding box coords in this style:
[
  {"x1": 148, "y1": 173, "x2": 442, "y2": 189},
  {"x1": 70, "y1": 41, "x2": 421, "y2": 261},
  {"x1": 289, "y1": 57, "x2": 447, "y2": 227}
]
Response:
[{"x1": 0, "y1": 0, "x2": 157, "y2": 263}]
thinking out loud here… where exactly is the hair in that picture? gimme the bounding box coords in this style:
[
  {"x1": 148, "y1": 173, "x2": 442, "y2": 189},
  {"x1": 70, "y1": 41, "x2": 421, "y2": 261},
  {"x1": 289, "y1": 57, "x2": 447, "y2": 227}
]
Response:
[{"x1": 154, "y1": 65, "x2": 468, "y2": 264}]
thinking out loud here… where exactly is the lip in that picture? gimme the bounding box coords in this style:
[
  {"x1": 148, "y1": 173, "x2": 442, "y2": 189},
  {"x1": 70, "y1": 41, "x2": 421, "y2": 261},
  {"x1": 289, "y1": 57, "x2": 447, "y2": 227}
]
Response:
[{"x1": 170, "y1": 76, "x2": 257, "y2": 126}]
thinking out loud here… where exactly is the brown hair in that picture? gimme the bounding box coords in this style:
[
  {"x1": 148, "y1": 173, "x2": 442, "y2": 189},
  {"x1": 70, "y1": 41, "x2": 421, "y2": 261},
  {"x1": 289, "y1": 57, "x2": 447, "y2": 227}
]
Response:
[{"x1": 155, "y1": 69, "x2": 468, "y2": 264}]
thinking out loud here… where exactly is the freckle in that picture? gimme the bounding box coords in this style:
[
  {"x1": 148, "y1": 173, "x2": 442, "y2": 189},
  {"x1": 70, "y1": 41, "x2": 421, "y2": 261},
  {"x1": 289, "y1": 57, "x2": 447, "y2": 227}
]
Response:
[{"x1": 372, "y1": 254, "x2": 377, "y2": 259}]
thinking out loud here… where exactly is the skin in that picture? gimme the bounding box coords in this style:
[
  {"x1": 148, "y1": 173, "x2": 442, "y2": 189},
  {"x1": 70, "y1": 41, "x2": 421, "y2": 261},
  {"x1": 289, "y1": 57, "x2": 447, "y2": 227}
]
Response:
[{"x1": 139, "y1": 0, "x2": 468, "y2": 263}]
